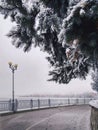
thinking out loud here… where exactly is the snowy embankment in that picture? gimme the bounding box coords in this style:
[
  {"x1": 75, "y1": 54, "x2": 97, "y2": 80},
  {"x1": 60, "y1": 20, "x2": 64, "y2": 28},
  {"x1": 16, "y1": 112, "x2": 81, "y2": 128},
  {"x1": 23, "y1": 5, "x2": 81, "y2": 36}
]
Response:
[{"x1": 89, "y1": 100, "x2": 98, "y2": 130}]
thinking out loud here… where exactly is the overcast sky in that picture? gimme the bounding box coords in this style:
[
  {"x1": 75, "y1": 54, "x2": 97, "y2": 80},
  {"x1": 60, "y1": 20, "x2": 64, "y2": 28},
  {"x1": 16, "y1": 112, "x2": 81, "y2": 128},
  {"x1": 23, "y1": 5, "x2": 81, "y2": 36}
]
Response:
[{"x1": 0, "y1": 15, "x2": 94, "y2": 98}]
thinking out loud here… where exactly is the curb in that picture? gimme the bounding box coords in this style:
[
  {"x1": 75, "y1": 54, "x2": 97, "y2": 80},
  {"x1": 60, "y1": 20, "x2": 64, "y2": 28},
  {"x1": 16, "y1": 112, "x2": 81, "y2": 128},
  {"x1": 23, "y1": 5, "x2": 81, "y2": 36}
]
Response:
[{"x1": 0, "y1": 104, "x2": 88, "y2": 116}]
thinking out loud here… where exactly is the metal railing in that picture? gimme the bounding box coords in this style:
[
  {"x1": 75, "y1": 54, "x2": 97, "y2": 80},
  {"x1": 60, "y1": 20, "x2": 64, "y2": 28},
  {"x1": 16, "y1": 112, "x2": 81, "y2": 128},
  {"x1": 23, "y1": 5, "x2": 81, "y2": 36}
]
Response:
[{"x1": 0, "y1": 98, "x2": 93, "y2": 113}]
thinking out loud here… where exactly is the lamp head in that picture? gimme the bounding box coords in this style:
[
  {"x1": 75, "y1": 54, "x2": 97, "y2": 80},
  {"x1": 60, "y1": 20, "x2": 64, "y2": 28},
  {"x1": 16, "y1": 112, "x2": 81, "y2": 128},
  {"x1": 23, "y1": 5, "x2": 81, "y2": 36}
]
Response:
[
  {"x1": 14, "y1": 64, "x2": 18, "y2": 69},
  {"x1": 8, "y1": 62, "x2": 12, "y2": 67}
]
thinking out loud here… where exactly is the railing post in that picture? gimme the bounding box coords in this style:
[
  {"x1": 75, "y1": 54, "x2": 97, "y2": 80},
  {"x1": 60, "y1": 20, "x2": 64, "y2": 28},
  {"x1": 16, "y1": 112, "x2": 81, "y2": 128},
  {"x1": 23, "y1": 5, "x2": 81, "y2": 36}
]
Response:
[
  {"x1": 9, "y1": 99, "x2": 12, "y2": 111},
  {"x1": 68, "y1": 98, "x2": 70, "y2": 105},
  {"x1": 84, "y1": 98, "x2": 85, "y2": 104},
  {"x1": 30, "y1": 99, "x2": 33, "y2": 109},
  {"x1": 48, "y1": 99, "x2": 51, "y2": 107},
  {"x1": 38, "y1": 99, "x2": 40, "y2": 108},
  {"x1": 15, "y1": 99, "x2": 18, "y2": 111},
  {"x1": 76, "y1": 98, "x2": 78, "y2": 105}
]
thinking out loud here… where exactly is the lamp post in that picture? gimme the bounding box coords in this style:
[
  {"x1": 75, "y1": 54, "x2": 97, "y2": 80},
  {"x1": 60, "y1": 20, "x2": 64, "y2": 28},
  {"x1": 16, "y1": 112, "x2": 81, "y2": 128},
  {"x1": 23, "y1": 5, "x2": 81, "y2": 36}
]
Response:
[{"x1": 8, "y1": 62, "x2": 18, "y2": 112}]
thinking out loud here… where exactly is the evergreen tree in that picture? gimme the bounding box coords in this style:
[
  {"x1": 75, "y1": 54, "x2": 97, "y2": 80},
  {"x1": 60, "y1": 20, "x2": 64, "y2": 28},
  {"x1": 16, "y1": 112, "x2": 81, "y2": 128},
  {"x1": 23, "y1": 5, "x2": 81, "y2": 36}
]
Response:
[{"x1": 0, "y1": 0, "x2": 98, "y2": 84}]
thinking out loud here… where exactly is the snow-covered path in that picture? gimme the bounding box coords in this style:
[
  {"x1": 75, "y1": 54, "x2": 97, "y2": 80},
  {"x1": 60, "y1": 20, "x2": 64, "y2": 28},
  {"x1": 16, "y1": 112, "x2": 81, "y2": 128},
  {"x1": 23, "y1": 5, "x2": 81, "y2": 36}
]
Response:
[
  {"x1": 28, "y1": 105, "x2": 91, "y2": 130},
  {"x1": 1, "y1": 105, "x2": 91, "y2": 130}
]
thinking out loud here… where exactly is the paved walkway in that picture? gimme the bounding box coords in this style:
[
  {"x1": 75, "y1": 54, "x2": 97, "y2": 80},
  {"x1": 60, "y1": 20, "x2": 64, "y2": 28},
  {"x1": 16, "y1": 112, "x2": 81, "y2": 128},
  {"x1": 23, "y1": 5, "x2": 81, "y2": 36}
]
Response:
[{"x1": 0, "y1": 105, "x2": 91, "y2": 130}]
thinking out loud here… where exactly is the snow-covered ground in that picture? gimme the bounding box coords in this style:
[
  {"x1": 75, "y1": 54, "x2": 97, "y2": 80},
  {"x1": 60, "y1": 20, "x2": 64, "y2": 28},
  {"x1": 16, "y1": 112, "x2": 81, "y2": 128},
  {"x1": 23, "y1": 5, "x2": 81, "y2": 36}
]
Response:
[{"x1": 1, "y1": 105, "x2": 91, "y2": 130}]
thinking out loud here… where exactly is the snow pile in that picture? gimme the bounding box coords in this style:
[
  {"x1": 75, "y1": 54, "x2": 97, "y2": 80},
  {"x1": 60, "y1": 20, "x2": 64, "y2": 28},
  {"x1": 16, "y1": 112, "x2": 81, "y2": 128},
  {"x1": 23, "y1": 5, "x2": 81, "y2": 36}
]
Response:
[{"x1": 89, "y1": 100, "x2": 98, "y2": 109}]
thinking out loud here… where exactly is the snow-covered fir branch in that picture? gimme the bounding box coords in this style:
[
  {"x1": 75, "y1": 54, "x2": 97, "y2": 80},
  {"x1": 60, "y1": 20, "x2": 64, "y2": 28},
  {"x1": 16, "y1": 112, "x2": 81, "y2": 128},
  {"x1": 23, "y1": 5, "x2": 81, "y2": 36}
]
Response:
[{"x1": 0, "y1": 0, "x2": 98, "y2": 84}]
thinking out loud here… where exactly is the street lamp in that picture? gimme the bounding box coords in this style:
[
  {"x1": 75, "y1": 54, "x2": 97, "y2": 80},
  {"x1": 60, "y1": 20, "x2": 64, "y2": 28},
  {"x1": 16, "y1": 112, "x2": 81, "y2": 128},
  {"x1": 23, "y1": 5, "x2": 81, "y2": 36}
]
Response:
[{"x1": 8, "y1": 62, "x2": 18, "y2": 112}]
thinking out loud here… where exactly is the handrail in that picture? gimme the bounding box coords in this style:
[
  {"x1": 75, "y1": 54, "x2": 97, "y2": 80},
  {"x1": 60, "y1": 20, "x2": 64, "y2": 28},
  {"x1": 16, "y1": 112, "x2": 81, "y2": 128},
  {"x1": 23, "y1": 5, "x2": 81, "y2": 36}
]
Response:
[{"x1": 0, "y1": 98, "x2": 93, "y2": 113}]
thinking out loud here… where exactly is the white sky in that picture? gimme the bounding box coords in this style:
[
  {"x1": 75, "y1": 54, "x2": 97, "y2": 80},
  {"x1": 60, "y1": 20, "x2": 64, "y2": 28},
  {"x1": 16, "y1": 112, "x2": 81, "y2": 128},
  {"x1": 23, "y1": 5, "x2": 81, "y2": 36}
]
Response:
[{"x1": 0, "y1": 15, "x2": 94, "y2": 98}]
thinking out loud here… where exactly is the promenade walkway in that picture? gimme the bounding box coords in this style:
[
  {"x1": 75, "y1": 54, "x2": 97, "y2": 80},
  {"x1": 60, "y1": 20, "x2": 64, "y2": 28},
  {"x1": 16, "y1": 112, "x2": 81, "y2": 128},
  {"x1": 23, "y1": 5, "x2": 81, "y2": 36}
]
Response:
[{"x1": 0, "y1": 105, "x2": 91, "y2": 130}]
